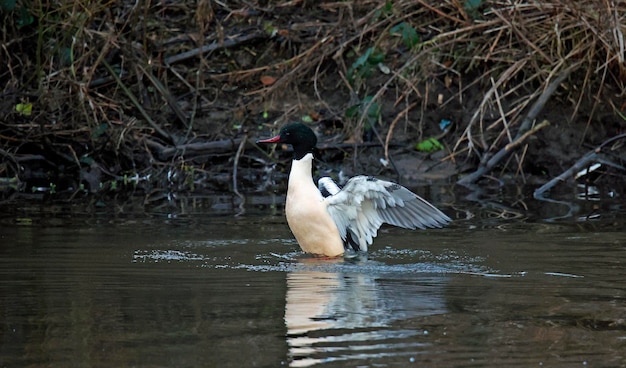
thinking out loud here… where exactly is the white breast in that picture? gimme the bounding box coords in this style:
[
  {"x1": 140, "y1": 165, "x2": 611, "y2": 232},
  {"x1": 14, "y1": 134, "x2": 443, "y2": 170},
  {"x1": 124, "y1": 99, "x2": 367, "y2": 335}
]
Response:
[{"x1": 285, "y1": 154, "x2": 345, "y2": 256}]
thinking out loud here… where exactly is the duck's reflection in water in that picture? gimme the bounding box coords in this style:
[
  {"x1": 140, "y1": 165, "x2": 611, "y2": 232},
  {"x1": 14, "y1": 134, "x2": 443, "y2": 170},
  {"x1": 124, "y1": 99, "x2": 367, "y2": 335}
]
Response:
[{"x1": 284, "y1": 260, "x2": 449, "y2": 367}]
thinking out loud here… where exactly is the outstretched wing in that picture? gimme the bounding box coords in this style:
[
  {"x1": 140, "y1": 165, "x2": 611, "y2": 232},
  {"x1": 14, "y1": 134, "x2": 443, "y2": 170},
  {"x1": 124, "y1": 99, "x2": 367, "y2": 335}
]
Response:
[{"x1": 322, "y1": 176, "x2": 451, "y2": 252}]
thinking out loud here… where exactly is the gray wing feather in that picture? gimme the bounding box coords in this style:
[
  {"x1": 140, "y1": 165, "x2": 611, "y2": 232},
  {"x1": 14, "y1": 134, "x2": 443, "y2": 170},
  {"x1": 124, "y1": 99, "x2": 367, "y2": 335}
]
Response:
[{"x1": 324, "y1": 176, "x2": 451, "y2": 251}]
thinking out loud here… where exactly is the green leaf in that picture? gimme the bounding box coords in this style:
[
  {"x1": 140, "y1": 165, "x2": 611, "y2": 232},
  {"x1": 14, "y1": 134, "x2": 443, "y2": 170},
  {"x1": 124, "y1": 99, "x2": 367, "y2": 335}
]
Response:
[
  {"x1": 16, "y1": 6, "x2": 34, "y2": 28},
  {"x1": 402, "y1": 25, "x2": 419, "y2": 48},
  {"x1": 1, "y1": 0, "x2": 16, "y2": 11},
  {"x1": 345, "y1": 104, "x2": 360, "y2": 118},
  {"x1": 263, "y1": 22, "x2": 277, "y2": 37},
  {"x1": 464, "y1": 0, "x2": 482, "y2": 18},
  {"x1": 345, "y1": 96, "x2": 381, "y2": 121},
  {"x1": 384, "y1": 1, "x2": 393, "y2": 13},
  {"x1": 91, "y1": 123, "x2": 108, "y2": 139},
  {"x1": 352, "y1": 47, "x2": 373, "y2": 70},
  {"x1": 59, "y1": 47, "x2": 72, "y2": 66},
  {"x1": 390, "y1": 24, "x2": 402, "y2": 34},
  {"x1": 80, "y1": 156, "x2": 94, "y2": 165},
  {"x1": 465, "y1": 0, "x2": 482, "y2": 11},
  {"x1": 415, "y1": 137, "x2": 444, "y2": 152},
  {"x1": 15, "y1": 103, "x2": 32, "y2": 116},
  {"x1": 390, "y1": 22, "x2": 420, "y2": 49},
  {"x1": 367, "y1": 49, "x2": 385, "y2": 64},
  {"x1": 361, "y1": 96, "x2": 381, "y2": 119},
  {"x1": 348, "y1": 47, "x2": 385, "y2": 82}
]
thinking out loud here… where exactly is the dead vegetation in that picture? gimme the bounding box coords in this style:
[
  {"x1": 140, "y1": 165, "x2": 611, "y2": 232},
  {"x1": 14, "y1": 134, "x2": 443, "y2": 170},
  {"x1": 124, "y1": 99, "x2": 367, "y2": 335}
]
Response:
[{"x1": 1, "y1": 0, "x2": 625, "y2": 198}]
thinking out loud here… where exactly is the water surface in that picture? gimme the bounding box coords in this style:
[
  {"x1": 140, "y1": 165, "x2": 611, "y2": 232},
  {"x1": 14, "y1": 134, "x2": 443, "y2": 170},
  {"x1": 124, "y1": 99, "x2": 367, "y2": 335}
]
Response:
[{"x1": 1, "y1": 207, "x2": 625, "y2": 367}]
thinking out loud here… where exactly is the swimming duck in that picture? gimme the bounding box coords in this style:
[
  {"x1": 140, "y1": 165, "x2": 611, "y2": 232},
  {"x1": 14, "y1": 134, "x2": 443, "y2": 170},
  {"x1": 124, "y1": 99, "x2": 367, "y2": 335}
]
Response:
[{"x1": 257, "y1": 123, "x2": 451, "y2": 257}]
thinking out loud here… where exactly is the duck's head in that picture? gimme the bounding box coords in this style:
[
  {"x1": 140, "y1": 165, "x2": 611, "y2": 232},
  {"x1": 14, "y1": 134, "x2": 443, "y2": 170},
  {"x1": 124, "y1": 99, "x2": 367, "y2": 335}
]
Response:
[{"x1": 257, "y1": 123, "x2": 317, "y2": 160}]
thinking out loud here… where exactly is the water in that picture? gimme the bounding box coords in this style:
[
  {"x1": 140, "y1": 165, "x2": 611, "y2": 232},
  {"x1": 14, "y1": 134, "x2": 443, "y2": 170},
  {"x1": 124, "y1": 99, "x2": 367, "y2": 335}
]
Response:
[{"x1": 1, "y1": 205, "x2": 625, "y2": 367}]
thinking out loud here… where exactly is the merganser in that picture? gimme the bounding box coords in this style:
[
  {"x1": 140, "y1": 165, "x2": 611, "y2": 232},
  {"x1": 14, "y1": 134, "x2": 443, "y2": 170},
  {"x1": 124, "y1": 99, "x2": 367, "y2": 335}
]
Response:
[{"x1": 257, "y1": 123, "x2": 451, "y2": 257}]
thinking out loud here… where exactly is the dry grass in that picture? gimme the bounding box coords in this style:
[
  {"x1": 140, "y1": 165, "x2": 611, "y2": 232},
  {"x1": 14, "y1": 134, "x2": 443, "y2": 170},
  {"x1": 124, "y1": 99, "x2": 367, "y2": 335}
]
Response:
[{"x1": 1, "y1": 0, "x2": 625, "y2": 193}]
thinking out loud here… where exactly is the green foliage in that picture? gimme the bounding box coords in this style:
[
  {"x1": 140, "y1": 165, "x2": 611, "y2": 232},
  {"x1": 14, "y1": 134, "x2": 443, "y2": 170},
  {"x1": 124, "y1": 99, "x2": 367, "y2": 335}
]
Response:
[
  {"x1": 347, "y1": 47, "x2": 385, "y2": 85},
  {"x1": 80, "y1": 155, "x2": 94, "y2": 165},
  {"x1": 415, "y1": 137, "x2": 444, "y2": 152},
  {"x1": 373, "y1": 1, "x2": 393, "y2": 19},
  {"x1": 91, "y1": 123, "x2": 108, "y2": 139},
  {"x1": 17, "y1": 6, "x2": 34, "y2": 28},
  {"x1": 390, "y1": 22, "x2": 420, "y2": 49},
  {"x1": 346, "y1": 95, "x2": 381, "y2": 130},
  {"x1": 1, "y1": 0, "x2": 15, "y2": 11},
  {"x1": 15, "y1": 103, "x2": 32, "y2": 116},
  {"x1": 464, "y1": 0, "x2": 483, "y2": 19},
  {"x1": 263, "y1": 21, "x2": 277, "y2": 36},
  {"x1": 1, "y1": 0, "x2": 34, "y2": 29}
]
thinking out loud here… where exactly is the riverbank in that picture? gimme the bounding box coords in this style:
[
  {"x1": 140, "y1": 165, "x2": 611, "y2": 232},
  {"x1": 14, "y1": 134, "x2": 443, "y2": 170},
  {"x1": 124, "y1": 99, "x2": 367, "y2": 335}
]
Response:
[{"x1": 1, "y1": 0, "x2": 625, "y2": 199}]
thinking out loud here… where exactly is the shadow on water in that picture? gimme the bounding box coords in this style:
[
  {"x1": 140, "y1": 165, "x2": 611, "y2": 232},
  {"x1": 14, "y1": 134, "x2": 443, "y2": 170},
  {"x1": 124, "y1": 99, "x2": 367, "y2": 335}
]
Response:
[{"x1": 1, "y1": 193, "x2": 626, "y2": 367}]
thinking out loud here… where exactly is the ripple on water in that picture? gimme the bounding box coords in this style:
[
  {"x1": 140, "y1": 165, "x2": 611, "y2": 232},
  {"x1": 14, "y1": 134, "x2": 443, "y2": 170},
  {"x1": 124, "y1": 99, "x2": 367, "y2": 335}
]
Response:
[{"x1": 133, "y1": 239, "x2": 498, "y2": 277}]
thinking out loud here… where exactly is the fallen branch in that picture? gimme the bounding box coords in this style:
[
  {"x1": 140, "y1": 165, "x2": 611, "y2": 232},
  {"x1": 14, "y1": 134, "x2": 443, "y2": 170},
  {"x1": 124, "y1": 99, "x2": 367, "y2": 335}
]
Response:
[
  {"x1": 533, "y1": 150, "x2": 598, "y2": 199},
  {"x1": 144, "y1": 136, "x2": 398, "y2": 162},
  {"x1": 504, "y1": 120, "x2": 550, "y2": 151},
  {"x1": 534, "y1": 133, "x2": 626, "y2": 198},
  {"x1": 137, "y1": 64, "x2": 189, "y2": 129},
  {"x1": 144, "y1": 137, "x2": 246, "y2": 160},
  {"x1": 457, "y1": 66, "x2": 574, "y2": 186},
  {"x1": 163, "y1": 31, "x2": 267, "y2": 65},
  {"x1": 102, "y1": 59, "x2": 175, "y2": 144}
]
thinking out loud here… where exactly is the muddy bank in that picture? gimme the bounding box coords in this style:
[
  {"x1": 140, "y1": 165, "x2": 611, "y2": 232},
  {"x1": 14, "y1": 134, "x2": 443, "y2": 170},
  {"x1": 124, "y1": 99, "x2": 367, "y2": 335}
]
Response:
[{"x1": 1, "y1": 0, "x2": 625, "y2": 202}]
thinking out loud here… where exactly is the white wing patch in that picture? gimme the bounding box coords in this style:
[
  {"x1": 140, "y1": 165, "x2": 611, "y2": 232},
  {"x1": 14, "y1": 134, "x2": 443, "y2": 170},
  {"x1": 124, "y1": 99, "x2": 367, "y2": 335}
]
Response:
[
  {"x1": 318, "y1": 177, "x2": 341, "y2": 197},
  {"x1": 322, "y1": 176, "x2": 451, "y2": 251}
]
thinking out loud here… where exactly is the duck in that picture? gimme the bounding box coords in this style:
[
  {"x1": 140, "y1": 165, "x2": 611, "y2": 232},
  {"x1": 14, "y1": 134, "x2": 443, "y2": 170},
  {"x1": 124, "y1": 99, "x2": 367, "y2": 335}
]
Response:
[{"x1": 257, "y1": 123, "x2": 451, "y2": 257}]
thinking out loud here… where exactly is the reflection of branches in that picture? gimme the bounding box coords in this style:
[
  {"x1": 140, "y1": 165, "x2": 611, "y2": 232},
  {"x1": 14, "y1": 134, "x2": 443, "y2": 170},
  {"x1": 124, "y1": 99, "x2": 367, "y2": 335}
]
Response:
[
  {"x1": 459, "y1": 181, "x2": 528, "y2": 221},
  {"x1": 533, "y1": 196, "x2": 581, "y2": 222},
  {"x1": 233, "y1": 134, "x2": 248, "y2": 216}
]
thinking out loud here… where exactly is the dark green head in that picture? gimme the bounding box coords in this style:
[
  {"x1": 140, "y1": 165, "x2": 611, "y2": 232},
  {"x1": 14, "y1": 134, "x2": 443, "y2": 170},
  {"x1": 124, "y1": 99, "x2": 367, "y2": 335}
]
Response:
[{"x1": 257, "y1": 123, "x2": 317, "y2": 160}]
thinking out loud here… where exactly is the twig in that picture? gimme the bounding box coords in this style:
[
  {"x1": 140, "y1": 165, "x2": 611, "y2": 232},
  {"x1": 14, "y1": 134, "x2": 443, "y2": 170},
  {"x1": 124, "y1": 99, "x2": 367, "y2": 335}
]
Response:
[
  {"x1": 504, "y1": 120, "x2": 550, "y2": 151},
  {"x1": 144, "y1": 137, "x2": 245, "y2": 160},
  {"x1": 102, "y1": 59, "x2": 174, "y2": 144},
  {"x1": 457, "y1": 65, "x2": 574, "y2": 186},
  {"x1": 491, "y1": 8, "x2": 551, "y2": 63},
  {"x1": 384, "y1": 102, "x2": 416, "y2": 163},
  {"x1": 534, "y1": 132, "x2": 626, "y2": 198},
  {"x1": 137, "y1": 63, "x2": 189, "y2": 128},
  {"x1": 163, "y1": 31, "x2": 267, "y2": 65},
  {"x1": 143, "y1": 136, "x2": 392, "y2": 162},
  {"x1": 533, "y1": 151, "x2": 598, "y2": 199}
]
